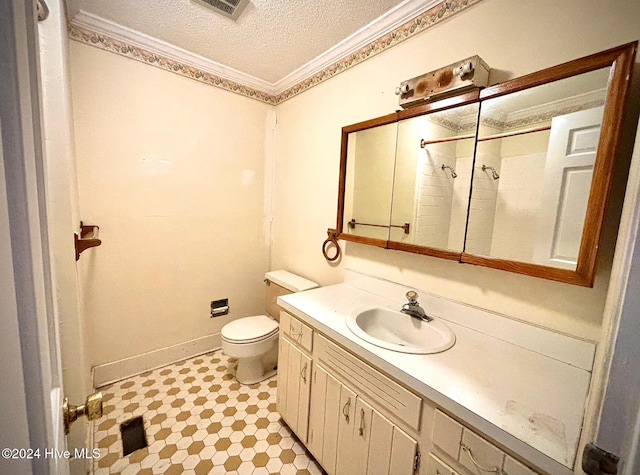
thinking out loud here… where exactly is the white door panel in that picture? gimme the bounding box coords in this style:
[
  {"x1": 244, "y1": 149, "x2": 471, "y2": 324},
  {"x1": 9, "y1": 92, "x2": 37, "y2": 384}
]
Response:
[
  {"x1": 0, "y1": 1, "x2": 69, "y2": 473},
  {"x1": 534, "y1": 107, "x2": 603, "y2": 269}
]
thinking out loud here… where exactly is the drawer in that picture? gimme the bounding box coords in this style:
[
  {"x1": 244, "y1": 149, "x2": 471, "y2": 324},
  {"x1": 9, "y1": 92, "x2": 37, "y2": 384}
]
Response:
[
  {"x1": 433, "y1": 410, "x2": 463, "y2": 460},
  {"x1": 504, "y1": 456, "x2": 540, "y2": 475},
  {"x1": 460, "y1": 428, "x2": 505, "y2": 475},
  {"x1": 315, "y1": 334, "x2": 422, "y2": 430},
  {"x1": 426, "y1": 453, "x2": 458, "y2": 475},
  {"x1": 281, "y1": 311, "x2": 313, "y2": 353},
  {"x1": 433, "y1": 410, "x2": 540, "y2": 475}
]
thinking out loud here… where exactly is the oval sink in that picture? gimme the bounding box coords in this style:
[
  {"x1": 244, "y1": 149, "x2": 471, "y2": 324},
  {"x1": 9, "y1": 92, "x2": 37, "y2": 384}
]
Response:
[{"x1": 346, "y1": 307, "x2": 455, "y2": 354}]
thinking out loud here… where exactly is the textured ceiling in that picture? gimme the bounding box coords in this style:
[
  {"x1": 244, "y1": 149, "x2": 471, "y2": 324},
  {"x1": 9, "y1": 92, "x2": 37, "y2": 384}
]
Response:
[{"x1": 69, "y1": 0, "x2": 407, "y2": 84}]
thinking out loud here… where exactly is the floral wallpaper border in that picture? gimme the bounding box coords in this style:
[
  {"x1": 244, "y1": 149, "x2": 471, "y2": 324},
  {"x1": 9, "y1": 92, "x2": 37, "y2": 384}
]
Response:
[
  {"x1": 68, "y1": 0, "x2": 484, "y2": 105},
  {"x1": 67, "y1": 24, "x2": 279, "y2": 105}
]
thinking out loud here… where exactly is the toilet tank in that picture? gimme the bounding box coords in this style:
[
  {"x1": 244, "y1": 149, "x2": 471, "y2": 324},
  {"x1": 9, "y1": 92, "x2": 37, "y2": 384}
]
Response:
[{"x1": 264, "y1": 270, "x2": 318, "y2": 321}]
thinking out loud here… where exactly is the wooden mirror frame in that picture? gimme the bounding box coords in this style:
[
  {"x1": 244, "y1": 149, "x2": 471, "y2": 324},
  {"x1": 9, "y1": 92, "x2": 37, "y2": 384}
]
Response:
[
  {"x1": 330, "y1": 42, "x2": 637, "y2": 287},
  {"x1": 462, "y1": 42, "x2": 637, "y2": 286}
]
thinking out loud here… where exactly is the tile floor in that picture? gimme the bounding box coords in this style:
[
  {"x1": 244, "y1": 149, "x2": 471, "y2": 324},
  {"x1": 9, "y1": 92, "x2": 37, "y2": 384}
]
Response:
[{"x1": 93, "y1": 350, "x2": 323, "y2": 474}]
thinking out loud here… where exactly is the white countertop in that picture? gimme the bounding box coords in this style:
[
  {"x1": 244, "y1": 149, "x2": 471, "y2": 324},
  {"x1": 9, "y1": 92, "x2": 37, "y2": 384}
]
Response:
[{"x1": 279, "y1": 282, "x2": 592, "y2": 474}]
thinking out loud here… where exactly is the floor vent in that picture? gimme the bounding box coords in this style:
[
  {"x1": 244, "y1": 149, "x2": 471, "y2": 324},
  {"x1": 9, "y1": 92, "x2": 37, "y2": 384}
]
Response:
[
  {"x1": 192, "y1": 0, "x2": 249, "y2": 21},
  {"x1": 120, "y1": 416, "x2": 147, "y2": 456}
]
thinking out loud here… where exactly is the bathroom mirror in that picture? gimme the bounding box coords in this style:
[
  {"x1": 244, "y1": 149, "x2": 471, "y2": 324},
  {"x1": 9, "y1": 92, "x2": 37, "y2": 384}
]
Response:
[
  {"x1": 340, "y1": 115, "x2": 398, "y2": 245},
  {"x1": 462, "y1": 43, "x2": 636, "y2": 286},
  {"x1": 330, "y1": 42, "x2": 636, "y2": 286},
  {"x1": 388, "y1": 102, "x2": 479, "y2": 258},
  {"x1": 466, "y1": 69, "x2": 609, "y2": 266}
]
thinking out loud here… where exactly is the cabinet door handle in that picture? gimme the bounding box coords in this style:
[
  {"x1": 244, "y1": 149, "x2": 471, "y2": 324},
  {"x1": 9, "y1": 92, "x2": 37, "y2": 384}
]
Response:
[
  {"x1": 342, "y1": 397, "x2": 351, "y2": 423},
  {"x1": 289, "y1": 325, "x2": 303, "y2": 341},
  {"x1": 358, "y1": 408, "x2": 365, "y2": 436},
  {"x1": 300, "y1": 362, "x2": 308, "y2": 384},
  {"x1": 460, "y1": 442, "x2": 503, "y2": 474}
]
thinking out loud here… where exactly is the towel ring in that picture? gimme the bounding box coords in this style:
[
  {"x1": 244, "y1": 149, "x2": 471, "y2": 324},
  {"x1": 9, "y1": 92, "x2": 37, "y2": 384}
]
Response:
[{"x1": 322, "y1": 229, "x2": 341, "y2": 262}]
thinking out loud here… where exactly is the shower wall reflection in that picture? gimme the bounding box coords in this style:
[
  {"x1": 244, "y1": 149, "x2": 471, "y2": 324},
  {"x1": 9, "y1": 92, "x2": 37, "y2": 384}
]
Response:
[{"x1": 390, "y1": 103, "x2": 479, "y2": 251}]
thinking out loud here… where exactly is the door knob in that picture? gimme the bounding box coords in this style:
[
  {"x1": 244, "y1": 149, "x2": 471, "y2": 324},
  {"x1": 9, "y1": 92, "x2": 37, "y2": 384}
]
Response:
[{"x1": 63, "y1": 391, "x2": 103, "y2": 434}]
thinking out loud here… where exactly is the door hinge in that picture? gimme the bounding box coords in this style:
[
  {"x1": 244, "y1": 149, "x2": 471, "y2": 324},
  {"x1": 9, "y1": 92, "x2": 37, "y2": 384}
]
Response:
[
  {"x1": 414, "y1": 450, "x2": 421, "y2": 473},
  {"x1": 582, "y1": 443, "x2": 619, "y2": 475}
]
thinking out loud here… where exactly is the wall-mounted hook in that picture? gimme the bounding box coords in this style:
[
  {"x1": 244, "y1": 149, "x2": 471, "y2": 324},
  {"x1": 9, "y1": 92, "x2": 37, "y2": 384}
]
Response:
[{"x1": 74, "y1": 221, "x2": 102, "y2": 260}]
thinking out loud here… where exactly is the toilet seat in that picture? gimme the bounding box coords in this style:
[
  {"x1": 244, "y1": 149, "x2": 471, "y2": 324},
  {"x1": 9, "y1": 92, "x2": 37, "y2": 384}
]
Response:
[{"x1": 221, "y1": 315, "x2": 278, "y2": 344}]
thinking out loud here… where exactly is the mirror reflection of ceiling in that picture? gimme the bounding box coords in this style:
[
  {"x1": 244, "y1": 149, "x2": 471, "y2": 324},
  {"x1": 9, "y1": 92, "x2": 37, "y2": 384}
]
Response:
[
  {"x1": 427, "y1": 104, "x2": 479, "y2": 133},
  {"x1": 480, "y1": 67, "x2": 610, "y2": 130},
  {"x1": 67, "y1": 0, "x2": 408, "y2": 84}
]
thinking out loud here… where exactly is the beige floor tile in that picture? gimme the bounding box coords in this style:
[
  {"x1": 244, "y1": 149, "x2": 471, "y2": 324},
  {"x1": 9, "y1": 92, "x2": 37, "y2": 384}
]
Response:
[{"x1": 93, "y1": 350, "x2": 323, "y2": 474}]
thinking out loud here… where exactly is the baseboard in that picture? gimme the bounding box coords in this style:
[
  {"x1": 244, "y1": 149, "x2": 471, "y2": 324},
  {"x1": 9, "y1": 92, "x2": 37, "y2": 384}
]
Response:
[{"x1": 93, "y1": 333, "x2": 222, "y2": 388}]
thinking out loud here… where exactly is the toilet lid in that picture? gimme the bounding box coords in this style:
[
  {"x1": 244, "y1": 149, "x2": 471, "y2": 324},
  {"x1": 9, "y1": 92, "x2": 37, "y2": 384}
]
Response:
[{"x1": 221, "y1": 315, "x2": 279, "y2": 343}]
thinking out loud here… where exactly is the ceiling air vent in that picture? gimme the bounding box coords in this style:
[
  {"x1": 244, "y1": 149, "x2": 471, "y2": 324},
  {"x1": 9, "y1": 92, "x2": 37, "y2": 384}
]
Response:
[{"x1": 192, "y1": 0, "x2": 249, "y2": 21}]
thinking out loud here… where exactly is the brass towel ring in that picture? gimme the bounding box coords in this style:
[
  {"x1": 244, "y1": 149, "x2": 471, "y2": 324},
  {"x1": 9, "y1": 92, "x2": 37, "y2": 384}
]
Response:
[{"x1": 322, "y1": 229, "x2": 341, "y2": 262}]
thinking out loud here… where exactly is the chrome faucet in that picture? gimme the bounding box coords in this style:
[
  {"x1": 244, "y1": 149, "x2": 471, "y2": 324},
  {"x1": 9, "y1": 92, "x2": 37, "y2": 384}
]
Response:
[{"x1": 401, "y1": 291, "x2": 432, "y2": 322}]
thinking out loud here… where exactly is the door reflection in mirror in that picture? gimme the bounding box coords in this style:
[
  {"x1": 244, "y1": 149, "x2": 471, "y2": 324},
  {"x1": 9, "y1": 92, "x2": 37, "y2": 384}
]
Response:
[{"x1": 466, "y1": 67, "x2": 610, "y2": 270}]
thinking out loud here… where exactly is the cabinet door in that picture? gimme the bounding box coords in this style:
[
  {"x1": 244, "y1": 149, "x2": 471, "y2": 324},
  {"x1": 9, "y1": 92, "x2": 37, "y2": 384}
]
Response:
[
  {"x1": 276, "y1": 335, "x2": 289, "y2": 417},
  {"x1": 367, "y1": 410, "x2": 393, "y2": 475},
  {"x1": 284, "y1": 338, "x2": 301, "y2": 434},
  {"x1": 308, "y1": 365, "x2": 327, "y2": 460},
  {"x1": 352, "y1": 398, "x2": 374, "y2": 475},
  {"x1": 297, "y1": 351, "x2": 312, "y2": 443},
  {"x1": 335, "y1": 385, "x2": 357, "y2": 475},
  {"x1": 281, "y1": 339, "x2": 312, "y2": 442},
  {"x1": 389, "y1": 425, "x2": 418, "y2": 475},
  {"x1": 322, "y1": 370, "x2": 342, "y2": 475}
]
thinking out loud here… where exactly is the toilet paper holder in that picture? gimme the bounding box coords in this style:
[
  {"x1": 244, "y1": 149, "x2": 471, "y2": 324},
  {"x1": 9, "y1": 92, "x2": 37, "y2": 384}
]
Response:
[{"x1": 211, "y1": 299, "x2": 229, "y2": 317}]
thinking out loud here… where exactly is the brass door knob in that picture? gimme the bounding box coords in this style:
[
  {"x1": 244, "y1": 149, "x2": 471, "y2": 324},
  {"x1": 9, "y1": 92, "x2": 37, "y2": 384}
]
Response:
[{"x1": 63, "y1": 391, "x2": 103, "y2": 434}]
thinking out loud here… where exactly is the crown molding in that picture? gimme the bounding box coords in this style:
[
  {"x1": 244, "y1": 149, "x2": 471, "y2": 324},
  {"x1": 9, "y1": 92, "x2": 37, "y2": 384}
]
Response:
[
  {"x1": 69, "y1": 0, "x2": 484, "y2": 104},
  {"x1": 271, "y1": 0, "x2": 444, "y2": 95},
  {"x1": 71, "y1": 10, "x2": 275, "y2": 94}
]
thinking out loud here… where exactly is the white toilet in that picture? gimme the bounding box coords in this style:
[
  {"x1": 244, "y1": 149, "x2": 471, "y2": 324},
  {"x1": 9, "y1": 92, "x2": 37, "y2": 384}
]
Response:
[{"x1": 221, "y1": 270, "x2": 318, "y2": 385}]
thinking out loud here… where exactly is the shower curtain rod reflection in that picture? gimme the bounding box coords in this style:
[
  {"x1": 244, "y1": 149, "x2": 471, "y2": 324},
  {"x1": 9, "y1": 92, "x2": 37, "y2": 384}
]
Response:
[
  {"x1": 419, "y1": 124, "x2": 551, "y2": 148},
  {"x1": 420, "y1": 134, "x2": 475, "y2": 148},
  {"x1": 348, "y1": 219, "x2": 410, "y2": 234},
  {"x1": 478, "y1": 124, "x2": 551, "y2": 142}
]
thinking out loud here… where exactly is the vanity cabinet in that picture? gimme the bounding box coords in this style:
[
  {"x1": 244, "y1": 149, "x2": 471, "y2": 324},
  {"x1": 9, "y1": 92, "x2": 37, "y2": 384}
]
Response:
[
  {"x1": 277, "y1": 309, "x2": 545, "y2": 475},
  {"x1": 308, "y1": 364, "x2": 418, "y2": 475},
  {"x1": 277, "y1": 312, "x2": 313, "y2": 443}
]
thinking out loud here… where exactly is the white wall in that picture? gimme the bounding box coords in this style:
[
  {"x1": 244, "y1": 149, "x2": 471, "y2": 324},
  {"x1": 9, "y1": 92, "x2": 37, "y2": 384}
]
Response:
[
  {"x1": 69, "y1": 42, "x2": 273, "y2": 366},
  {"x1": 272, "y1": 0, "x2": 640, "y2": 342}
]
